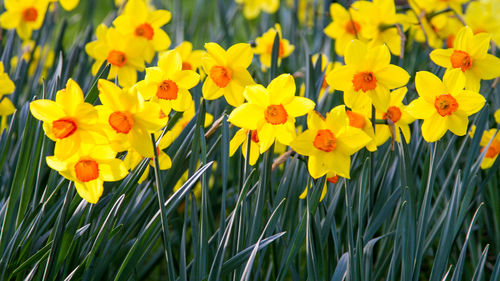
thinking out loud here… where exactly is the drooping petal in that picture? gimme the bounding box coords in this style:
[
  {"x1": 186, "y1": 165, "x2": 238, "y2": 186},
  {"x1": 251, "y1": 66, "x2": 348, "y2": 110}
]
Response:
[
  {"x1": 308, "y1": 155, "x2": 328, "y2": 179},
  {"x1": 447, "y1": 113, "x2": 468, "y2": 136},
  {"x1": 75, "y1": 180, "x2": 103, "y2": 204},
  {"x1": 229, "y1": 129, "x2": 248, "y2": 156}
]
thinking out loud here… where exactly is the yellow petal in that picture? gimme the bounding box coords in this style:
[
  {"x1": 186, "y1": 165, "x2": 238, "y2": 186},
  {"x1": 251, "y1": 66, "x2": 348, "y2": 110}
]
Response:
[
  {"x1": 344, "y1": 40, "x2": 367, "y2": 66},
  {"x1": 326, "y1": 150, "x2": 351, "y2": 179},
  {"x1": 227, "y1": 43, "x2": 253, "y2": 69},
  {"x1": 275, "y1": 122, "x2": 296, "y2": 145},
  {"x1": 415, "y1": 71, "x2": 445, "y2": 103},
  {"x1": 30, "y1": 100, "x2": 65, "y2": 121},
  {"x1": 228, "y1": 103, "x2": 264, "y2": 130},
  {"x1": 204, "y1": 42, "x2": 227, "y2": 65},
  {"x1": 337, "y1": 127, "x2": 371, "y2": 155},
  {"x1": 284, "y1": 97, "x2": 315, "y2": 117},
  {"x1": 308, "y1": 155, "x2": 328, "y2": 179},
  {"x1": 472, "y1": 54, "x2": 500, "y2": 80},
  {"x1": 258, "y1": 123, "x2": 276, "y2": 153},
  {"x1": 447, "y1": 113, "x2": 468, "y2": 136},
  {"x1": 406, "y1": 98, "x2": 434, "y2": 119},
  {"x1": 202, "y1": 79, "x2": 223, "y2": 100},
  {"x1": 375, "y1": 65, "x2": 410, "y2": 90},
  {"x1": 100, "y1": 159, "x2": 128, "y2": 181},
  {"x1": 443, "y1": 69, "x2": 466, "y2": 96},
  {"x1": 421, "y1": 114, "x2": 447, "y2": 142},
  {"x1": 75, "y1": 180, "x2": 103, "y2": 204},
  {"x1": 454, "y1": 90, "x2": 485, "y2": 115},
  {"x1": 268, "y1": 74, "x2": 296, "y2": 104},
  {"x1": 290, "y1": 130, "x2": 317, "y2": 156},
  {"x1": 244, "y1": 84, "x2": 268, "y2": 105},
  {"x1": 325, "y1": 66, "x2": 355, "y2": 91},
  {"x1": 229, "y1": 129, "x2": 247, "y2": 156},
  {"x1": 173, "y1": 70, "x2": 200, "y2": 89},
  {"x1": 430, "y1": 49, "x2": 453, "y2": 68}
]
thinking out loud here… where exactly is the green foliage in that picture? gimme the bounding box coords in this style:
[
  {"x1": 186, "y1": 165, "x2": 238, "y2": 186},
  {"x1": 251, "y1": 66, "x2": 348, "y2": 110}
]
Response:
[{"x1": 1, "y1": 1, "x2": 499, "y2": 280}]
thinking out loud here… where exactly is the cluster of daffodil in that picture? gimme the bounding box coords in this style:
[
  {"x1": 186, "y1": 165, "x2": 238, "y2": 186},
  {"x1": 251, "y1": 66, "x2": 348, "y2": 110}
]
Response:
[{"x1": 7, "y1": 0, "x2": 499, "y2": 204}]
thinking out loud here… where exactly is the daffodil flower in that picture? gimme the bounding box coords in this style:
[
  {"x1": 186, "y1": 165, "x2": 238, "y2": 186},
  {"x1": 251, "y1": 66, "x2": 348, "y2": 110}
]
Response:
[
  {"x1": 324, "y1": 3, "x2": 365, "y2": 56},
  {"x1": 0, "y1": 0, "x2": 49, "y2": 40},
  {"x1": 137, "y1": 50, "x2": 200, "y2": 115},
  {"x1": 326, "y1": 40, "x2": 410, "y2": 113},
  {"x1": 97, "y1": 79, "x2": 165, "y2": 157},
  {"x1": 374, "y1": 87, "x2": 415, "y2": 146},
  {"x1": 229, "y1": 74, "x2": 315, "y2": 153},
  {"x1": 406, "y1": 69, "x2": 486, "y2": 142},
  {"x1": 85, "y1": 25, "x2": 146, "y2": 87},
  {"x1": 30, "y1": 79, "x2": 104, "y2": 159},
  {"x1": 253, "y1": 24, "x2": 294, "y2": 70},
  {"x1": 430, "y1": 26, "x2": 500, "y2": 92},
  {"x1": 202, "y1": 42, "x2": 255, "y2": 107},
  {"x1": 290, "y1": 106, "x2": 371, "y2": 179},
  {"x1": 46, "y1": 144, "x2": 128, "y2": 204},
  {"x1": 113, "y1": 0, "x2": 171, "y2": 63}
]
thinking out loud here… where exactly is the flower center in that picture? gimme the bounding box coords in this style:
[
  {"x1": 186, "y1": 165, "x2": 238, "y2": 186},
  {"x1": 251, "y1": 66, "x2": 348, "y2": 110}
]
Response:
[
  {"x1": 383, "y1": 106, "x2": 402, "y2": 123},
  {"x1": 352, "y1": 71, "x2": 377, "y2": 92},
  {"x1": 74, "y1": 159, "x2": 99, "y2": 182},
  {"x1": 264, "y1": 104, "x2": 288, "y2": 125},
  {"x1": 109, "y1": 111, "x2": 134, "y2": 134},
  {"x1": 210, "y1": 66, "x2": 232, "y2": 88},
  {"x1": 266, "y1": 41, "x2": 285, "y2": 57},
  {"x1": 156, "y1": 80, "x2": 179, "y2": 100},
  {"x1": 182, "y1": 62, "x2": 193, "y2": 70},
  {"x1": 327, "y1": 175, "x2": 339, "y2": 184},
  {"x1": 106, "y1": 50, "x2": 127, "y2": 67},
  {"x1": 434, "y1": 94, "x2": 458, "y2": 117},
  {"x1": 22, "y1": 7, "x2": 38, "y2": 22},
  {"x1": 134, "y1": 23, "x2": 154, "y2": 40},
  {"x1": 52, "y1": 118, "x2": 78, "y2": 139},
  {"x1": 251, "y1": 130, "x2": 259, "y2": 143},
  {"x1": 346, "y1": 110, "x2": 366, "y2": 129},
  {"x1": 450, "y1": 50, "x2": 472, "y2": 72},
  {"x1": 345, "y1": 20, "x2": 361, "y2": 35},
  {"x1": 484, "y1": 139, "x2": 500, "y2": 158},
  {"x1": 313, "y1": 129, "x2": 337, "y2": 152}
]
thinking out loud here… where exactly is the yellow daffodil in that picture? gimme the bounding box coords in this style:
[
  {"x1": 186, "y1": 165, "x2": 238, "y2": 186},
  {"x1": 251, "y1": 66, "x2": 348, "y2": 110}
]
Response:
[
  {"x1": 324, "y1": 3, "x2": 366, "y2": 56},
  {"x1": 354, "y1": 0, "x2": 403, "y2": 56},
  {"x1": 299, "y1": 172, "x2": 339, "y2": 201},
  {"x1": 326, "y1": 40, "x2": 410, "y2": 113},
  {"x1": 406, "y1": 69, "x2": 485, "y2": 142},
  {"x1": 0, "y1": 0, "x2": 49, "y2": 40},
  {"x1": 0, "y1": 62, "x2": 16, "y2": 131},
  {"x1": 477, "y1": 129, "x2": 500, "y2": 169},
  {"x1": 229, "y1": 129, "x2": 261, "y2": 165},
  {"x1": 465, "y1": 0, "x2": 500, "y2": 45},
  {"x1": 228, "y1": 74, "x2": 315, "y2": 153},
  {"x1": 290, "y1": 106, "x2": 371, "y2": 179},
  {"x1": 137, "y1": 50, "x2": 200, "y2": 115},
  {"x1": 346, "y1": 109, "x2": 377, "y2": 152},
  {"x1": 124, "y1": 131, "x2": 172, "y2": 184},
  {"x1": 30, "y1": 79, "x2": 104, "y2": 159},
  {"x1": 85, "y1": 24, "x2": 146, "y2": 87},
  {"x1": 46, "y1": 144, "x2": 128, "y2": 204},
  {"x1": 254, "y1": 24, "x2": 295, "y2": 70},
  {"x1": 234, "y1": 0, "x2": 279, "y2": 19},
  {"x1": 113, "y1": 0, "x2": 171, "y2": 63},
  {"x1": 430, "y1": 26, "x2": 500, "y2": 92},
  {"x1": 201, "y1": 42, "x2": 255, "y2": 107},
  {"x1": 173, "y1": 41, "x2": 207, "y2": 75},
  {"x1": 374, "y1": 87, "x2": 415, "y2": 146},
  {"x1": 96, "y1": 79, "x2": 165, "y2": 157}
]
